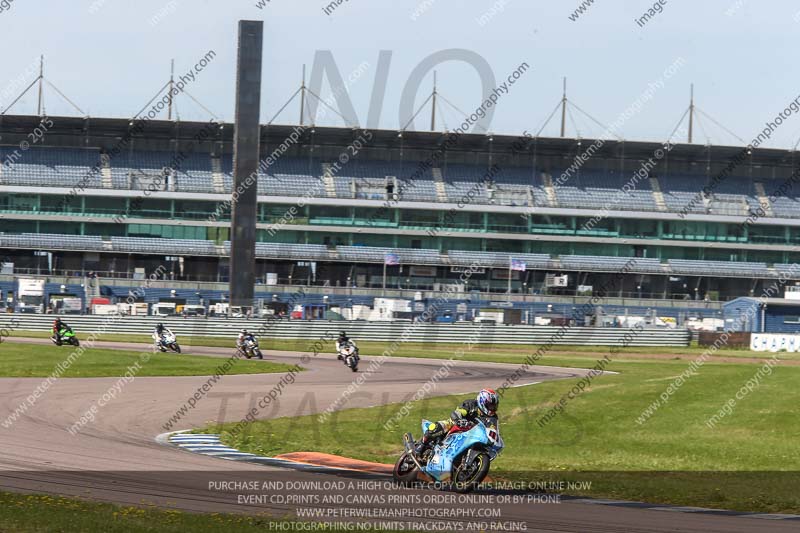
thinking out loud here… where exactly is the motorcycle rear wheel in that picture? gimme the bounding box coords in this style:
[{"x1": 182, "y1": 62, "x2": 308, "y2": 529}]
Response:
[{"x1": 392, "y1": 452, "x2": 418, "y2": 485}]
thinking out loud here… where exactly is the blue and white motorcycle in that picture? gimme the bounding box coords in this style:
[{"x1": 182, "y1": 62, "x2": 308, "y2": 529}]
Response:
[{"x1": 393, "y1": 416, "x2": 504, "y2": 493}]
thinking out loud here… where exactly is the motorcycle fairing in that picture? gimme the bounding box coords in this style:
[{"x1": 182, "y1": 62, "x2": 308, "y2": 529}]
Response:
[{"x1": 419, "y1": 419, "x2": 490, "y2": 482}]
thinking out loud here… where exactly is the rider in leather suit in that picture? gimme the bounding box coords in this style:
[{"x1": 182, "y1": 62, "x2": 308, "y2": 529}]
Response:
[{"x1": 414, "y1": 388, "x2": 499, "y2": 459}]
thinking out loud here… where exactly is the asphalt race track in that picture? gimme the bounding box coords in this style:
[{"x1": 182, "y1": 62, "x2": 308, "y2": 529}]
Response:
[{"x1": 0, "y1": 337, "x2": 794, "y2": 532}]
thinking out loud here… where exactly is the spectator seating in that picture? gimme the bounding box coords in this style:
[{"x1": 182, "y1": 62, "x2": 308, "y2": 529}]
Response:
[
  {"x1": 0, "y1": 147, "x2": 102, "y2": 188},
  {"x1": 4, "y1": 146, "x2": 800, "y2": 222},
  {"x1": 668, "y1": 259, "x2": 769, "y2": 277},
  {"x1": 0, "y1": 233, "x2": 105, "y2": 251}
]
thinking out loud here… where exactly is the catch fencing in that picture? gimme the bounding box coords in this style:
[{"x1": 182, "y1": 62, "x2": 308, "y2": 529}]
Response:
[{"x1": 0, "y1": 315, "x2": 691, "y2": 346}]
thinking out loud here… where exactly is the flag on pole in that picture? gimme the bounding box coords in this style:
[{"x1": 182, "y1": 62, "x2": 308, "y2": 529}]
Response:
[
  {"x1": 384, "y1": 253, "x2": 400, "y2": 265},
  {"x1": 510, "y1": 258, "x2": 526, "y2": 271}
]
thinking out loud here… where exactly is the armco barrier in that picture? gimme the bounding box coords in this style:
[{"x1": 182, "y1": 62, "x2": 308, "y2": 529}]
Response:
[{"x1": 0, "y1": 315, "x2": 691, "y2": 346}]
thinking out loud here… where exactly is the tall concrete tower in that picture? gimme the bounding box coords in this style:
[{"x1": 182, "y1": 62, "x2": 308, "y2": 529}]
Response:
[{"x1": 229, "y1": 20, "x2": 263, "y2": 311}]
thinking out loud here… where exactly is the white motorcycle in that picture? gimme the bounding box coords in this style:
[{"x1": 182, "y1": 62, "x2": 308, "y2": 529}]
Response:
[
  {"x1": 337, "y1": 340, "x2": 359, "y2": 372},
  {"x1": 241, "y1": 337, "x2": 263, "y2": 359},
  {"x1": 157, "y1": 331, "x2": 181, "y2": 353}
]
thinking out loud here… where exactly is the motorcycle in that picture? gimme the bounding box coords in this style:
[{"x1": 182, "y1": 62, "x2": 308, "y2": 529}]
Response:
[
  {"x1": 338, "y1": 340, "x2": 359, "y2": 372},
  {"x1": 158, "y1": 331, "x2": 181, "y2": 353},
  {"x1": 393, "y1": 416, "x2": 504, "y2": 493},
  {"x1": 51, "y1": 327, "x2": 80, "y2": 347},
  {"x1": 241, "y1": 337, "x2": 263, "y2": 359}
]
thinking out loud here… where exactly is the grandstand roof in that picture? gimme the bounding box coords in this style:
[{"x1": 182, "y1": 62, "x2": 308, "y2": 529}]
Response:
[{"x1": 0, "y1": 114, "x2": 796, "y2": 168}]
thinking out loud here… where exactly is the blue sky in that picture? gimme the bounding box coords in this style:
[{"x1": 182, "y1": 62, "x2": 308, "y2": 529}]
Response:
[{"x1": 1, "y1": 0, "x2": 798, "y2": 149}]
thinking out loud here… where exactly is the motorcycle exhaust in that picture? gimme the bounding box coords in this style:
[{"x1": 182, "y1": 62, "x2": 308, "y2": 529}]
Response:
[{"x1": 402, "y1": 433, "x2": 425, "y2": 471}]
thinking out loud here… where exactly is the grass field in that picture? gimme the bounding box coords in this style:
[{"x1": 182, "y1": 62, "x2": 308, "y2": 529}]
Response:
[
  {"x1": 206, "y1": 350, "x2": 800, "y2": 514},
  {"x1": 0, "y1": 343, "x2": 295, "y2": 377},
  {"x1": 0, "y1": 491, "x2": 402, "y2": 533}
]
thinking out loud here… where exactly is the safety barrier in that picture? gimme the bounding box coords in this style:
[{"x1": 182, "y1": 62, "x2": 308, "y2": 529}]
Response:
[{"x1": 0, "y1": 315, "x2": 691, "y2": 346}]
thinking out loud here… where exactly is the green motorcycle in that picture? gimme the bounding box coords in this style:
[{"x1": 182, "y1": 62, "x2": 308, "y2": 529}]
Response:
[{"x1": 52, "y1": 327, "x2": 80, "y2": 347}]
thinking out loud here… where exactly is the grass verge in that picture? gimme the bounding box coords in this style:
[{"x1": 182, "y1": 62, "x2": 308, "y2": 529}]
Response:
[
  {"x1": 208, "y1": 353, "x2": 800, "y2": 514},
  {"x1": 0, "y1": 491, "x2": 402, "y2": 532},
  {"x1": 0, "y1": 343, "x2": 295, "y2": 377}
]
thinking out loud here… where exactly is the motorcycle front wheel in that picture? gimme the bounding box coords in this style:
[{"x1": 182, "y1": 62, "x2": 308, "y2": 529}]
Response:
[
  {"x1": 172, "y1": 344, "x2": 181, "y2": 354},
  {"x1": 70, "y1": 337, "x2": 80, "y2": 347},
  {"x1": 452, "y1": 451, "x2": 491, "y2": 493},
  {"x1": 392, "y1": 452, "x2": 418, "y2": 485}
]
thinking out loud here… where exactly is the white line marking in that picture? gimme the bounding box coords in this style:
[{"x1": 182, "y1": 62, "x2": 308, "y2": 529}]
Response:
[
  {"x1": 178, "y1": 444, "x2": 239, "y2": 452},
  {"x1": 744, "y1": 514, "x2": 800, "y2": 520},
  {"x1": 650, "y1": 506, "x2": 727, "y2": 513}
]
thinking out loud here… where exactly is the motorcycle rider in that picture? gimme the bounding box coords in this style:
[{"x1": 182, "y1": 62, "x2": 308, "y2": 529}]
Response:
[
  {"x1": 237, "y1": 329, "x2": 256, "y2": 353},
  {"x1": 414, "y1": 388, "x2": 499, "y2": 460},
  {"x1": 52, "y1": 318, "x2": 71, "y2": 343},
  {"x1": 336, "y1": 330, "x2": 350, "y2": 360},
  {"x1": 152, "y1": 323, "x2": 174, "y2": 352}
]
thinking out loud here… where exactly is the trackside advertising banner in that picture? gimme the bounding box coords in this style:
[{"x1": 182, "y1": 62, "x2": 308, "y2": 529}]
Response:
[{"x1": 750, "y1": 333, "x2": 800, "y2": 352}]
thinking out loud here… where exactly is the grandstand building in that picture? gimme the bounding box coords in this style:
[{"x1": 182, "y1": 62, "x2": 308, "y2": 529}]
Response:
[{"x1": 1, "y1": 114, "x2": 799, "y2": 318}]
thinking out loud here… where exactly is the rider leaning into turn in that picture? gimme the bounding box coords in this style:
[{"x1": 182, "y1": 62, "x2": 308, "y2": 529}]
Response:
[
  {"x1": 414, "y1": 388, "x2": 499, "y2": 459},
  {"x1": 237, "y1": 329, "x2": 255, "y2": 351},
  {"x1": 152, "y1": 323, "x2": 173, "y2": 349},
  {"x1": 52, "y1": 318, "x2": 70, "y2": 342}
]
